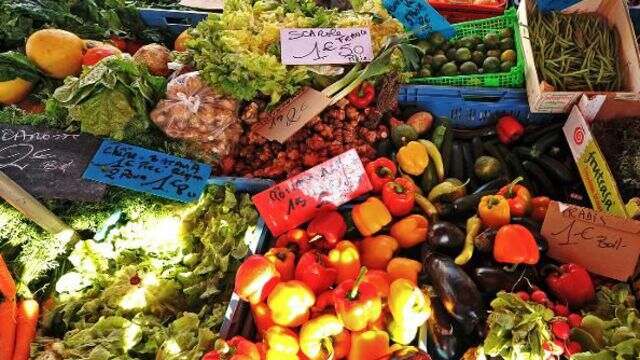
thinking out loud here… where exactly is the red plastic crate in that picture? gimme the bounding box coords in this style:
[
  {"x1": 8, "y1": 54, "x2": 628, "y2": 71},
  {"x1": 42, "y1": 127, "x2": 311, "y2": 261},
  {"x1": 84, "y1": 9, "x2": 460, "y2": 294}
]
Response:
[{"x1": 430, "y1": 0, "x2": 507, "y2": 23}]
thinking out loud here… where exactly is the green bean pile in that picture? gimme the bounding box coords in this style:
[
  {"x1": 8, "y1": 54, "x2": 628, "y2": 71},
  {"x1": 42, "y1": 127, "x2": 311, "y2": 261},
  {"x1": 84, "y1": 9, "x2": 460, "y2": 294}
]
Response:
[{"x1": 528, "y1": 4, "x2": 623, "y2": 91}]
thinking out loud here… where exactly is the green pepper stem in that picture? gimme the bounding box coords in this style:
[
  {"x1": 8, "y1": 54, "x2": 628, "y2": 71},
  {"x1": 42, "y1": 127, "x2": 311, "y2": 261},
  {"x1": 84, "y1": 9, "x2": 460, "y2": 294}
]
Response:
[
  {"x1": 507, "y1": 176, "x2": 524, "y2": 198},
  {"x1": 349, "y1": 267, "x2": 368, "y2": 300},
  {"x1": 322, "y1": 337, "x2": 335, "y2": 360}
]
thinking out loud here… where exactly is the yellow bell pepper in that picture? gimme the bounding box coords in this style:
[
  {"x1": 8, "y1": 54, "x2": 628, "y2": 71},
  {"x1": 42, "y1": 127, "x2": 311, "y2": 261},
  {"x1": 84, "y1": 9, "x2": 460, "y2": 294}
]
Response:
[
  {"x1": 351, "y1": 197, "x2": 392, "y2": 237},
  {"x1": 396, "y1": 141, "x2": 429, "y2": 176},
  {"x1": 387, "y1": 279, "x2": 431, "y2": 345},
  {"x1": 267, "y1": 280, "x2": 315, "y2": 327},
  {"x1": 328, "y1": 241, "x2": 361, "y2": 284},
  {"x1": 386, "y1": 257, "x2": 422, "y2": 285},
  {"x1": 348, "y1": 330, "x2": 390, "y2": 360},
  {"x1": 264, "y1": 326, "x2": 300, "y2": 360},
  {"x1": 299, "y1": 314, "x2": 344, "y2": 359}
]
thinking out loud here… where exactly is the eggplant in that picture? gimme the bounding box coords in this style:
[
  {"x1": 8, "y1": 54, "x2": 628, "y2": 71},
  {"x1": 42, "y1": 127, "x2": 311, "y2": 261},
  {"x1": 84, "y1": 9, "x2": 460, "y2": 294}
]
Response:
[
  {"x1": 424, "y1": 221, "x2": 466, "y2": 257},
  {"x1": 427, "y1": 295, "x2": 464, "y2": 360},
  {"x1": 473, "y1": 266, "x2": 539, "y2": 294},
  {"x1": 510, "y1": 217, "x2": 548, "y2": 253},
  {"x1": 422, "y1": 251, "x2": 484, "y2": 334},
  {"x1": 474, "y1": 227, "x2": 497, "y2": 253}
]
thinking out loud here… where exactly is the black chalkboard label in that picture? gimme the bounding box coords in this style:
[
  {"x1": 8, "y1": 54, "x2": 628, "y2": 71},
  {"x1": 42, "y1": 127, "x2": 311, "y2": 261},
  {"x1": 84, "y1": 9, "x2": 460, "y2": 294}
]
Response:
[{"x1": 0, "y1": 125, "x2": 106, "y2": 201}]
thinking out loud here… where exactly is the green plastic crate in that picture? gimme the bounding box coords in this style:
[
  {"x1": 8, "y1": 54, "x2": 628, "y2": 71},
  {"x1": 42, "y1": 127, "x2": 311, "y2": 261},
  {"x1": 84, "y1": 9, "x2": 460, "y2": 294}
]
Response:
[{"x1": 410, "y1": 8, "x2": 524, "y2": 88}]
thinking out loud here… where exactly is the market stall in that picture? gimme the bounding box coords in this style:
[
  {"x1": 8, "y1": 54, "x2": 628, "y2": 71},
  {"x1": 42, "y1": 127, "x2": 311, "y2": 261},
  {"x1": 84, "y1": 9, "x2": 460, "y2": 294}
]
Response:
[{"x1": 0, "y1": 0, "x2": 639, "y2": 359}]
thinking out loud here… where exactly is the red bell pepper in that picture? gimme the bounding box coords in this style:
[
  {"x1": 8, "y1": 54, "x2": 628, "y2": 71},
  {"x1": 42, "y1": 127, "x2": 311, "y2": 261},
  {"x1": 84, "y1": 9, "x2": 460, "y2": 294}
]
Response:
[
  {"x1": 531, "y1": 196, "x2": 551, "y2": 222},
  {"x1": 365, "y1": 158, "x2": 398, "y2": 193},
  {"x1": 493, "y1": 224, "x2": 540, "y2": 265},
  {"x1": 275, "y1": 228, "x2": 311, "y2": 257},
  {"x1": 295, "y1": 250, "x2": 338, "y2": 295},
  {"x1": 497, "y1": 177, "x2": 532, "y2": 217},
  {"x1": 382, "y1": 178, "x2": 416, "y2": 217},
  {"x1": 306, "y1": 210, "x2": 347, "y2": 250},
  {"x1": 234, "y1": 255, "x2": 281, "y2": 304},
  {"x1": 347, "y1": 82, "x2": 375, "y2": 109},
  {"x1": 265, "y1": 247, "x2": 295, "y2": 281},
  {"x1": 202, "y1": 337, "x2": 261, "y2": 360},
  {"x1": 333, "y1": 267, "x2": 382, "y2": 332},
  {"x1": 311, "y1": 290, "x2": 335, "y2": 318},
  {"x1": 545, "y1": 263, "x2": 595, "y2": 307},
  {"x1": 496, "y1": 115, "x2": 524, "y2": 144}
]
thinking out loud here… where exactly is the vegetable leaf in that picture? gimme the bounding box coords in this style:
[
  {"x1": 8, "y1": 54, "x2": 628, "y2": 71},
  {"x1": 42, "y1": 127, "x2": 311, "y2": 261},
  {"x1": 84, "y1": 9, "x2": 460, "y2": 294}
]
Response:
[{"x1": 0, "y1": 51, "x2": 40, "y2": 82}]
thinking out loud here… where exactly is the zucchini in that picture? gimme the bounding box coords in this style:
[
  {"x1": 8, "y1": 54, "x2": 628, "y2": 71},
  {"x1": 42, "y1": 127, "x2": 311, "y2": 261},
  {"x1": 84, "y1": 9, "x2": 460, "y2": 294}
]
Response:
[
  {"x1": 531, "y1": 131, "x2": 562, "y2": 157},
  {"x1": 461, "y1": 142, "x2": 477, "y2": 191},
  {"x1": 515, "y1": 147, "x2": 575, "y2": 184},
  {"x1": 471, "y1": 136, "x2": 485, "y2": 160},
  {"x1": 441, "y1": 124, "x2": 454, "y2": 178},
  {"x1": 452, "y1": 127, "x2": 496, "y2": 140},
  {"x1": 453, "y1": 190, "x2": 494, "y2": 214},
  {"x1": 421, "y1": 162, "x2": 439, "y2": 194},
  {"x1": 451, "y1": 142, "x2": 464, "y2": 181},
  {"x1": 483, "y1": 142, "x2": 511, "y2": 179},
  {"x1": 473, "y1": 177, "x2": 509, "y2": 194},
  {"x1": 521, "y1": 123, "x2": 564, "y2": 144},
  {"x1": 522, "y1": 160, "x2": 557, "y2": 198}
]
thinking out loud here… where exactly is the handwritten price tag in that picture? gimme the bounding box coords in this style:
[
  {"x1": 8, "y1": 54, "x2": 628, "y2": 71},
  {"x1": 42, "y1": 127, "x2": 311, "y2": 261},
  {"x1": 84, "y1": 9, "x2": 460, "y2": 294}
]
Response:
[
  {"x1": 280, "y1": 28, "x2": 374, "y2": 65},
  {"x1": 254, "y1": 87, "x2": 331, "y2": 143},
  {"x1": 383, "y1": 0, "x2": 455, "y2": 39},
  {"x1": 541, "y1": 201, "x2": 640, "y2": 281},
  {"x1": 252, "y1": 149, "x2": 372, "y2": 236},
  {"x1": 83, "y1": 139, "x2": 212, "y2": 202}
]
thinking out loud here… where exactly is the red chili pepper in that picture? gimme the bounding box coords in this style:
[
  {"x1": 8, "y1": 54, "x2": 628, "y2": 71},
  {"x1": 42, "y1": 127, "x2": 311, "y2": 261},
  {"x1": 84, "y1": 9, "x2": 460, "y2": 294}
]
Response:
[
  {"x1": 295, "y1": 250, "x2": 338, "y2": 295},
  {"x1": 497, "y1": 177, "x2": 532, "y2": 217},
  {"x1": 347, "y1": 82, "x2": 376, "y2": 109},
  {"x1": 545, "y1": 263, "x2": 595, "y2": 307},
  {"x1": 531, "y1": 196, "x2": 551, "y2": 222},
  {"x1": 306, "y1": 210, "x2": 347, "y2": 250},
  {"x1": 382, "y1": 178, "x2": 416, "y2": 217},
  {"x1": 275, "y1": 228, "x2": 311, "y2": 257},
  {"x1": 365, "y1": 157, "x2": 398, "y2": 193},
  {"x1": 496, "y1": 115, "x2": 524, "y2": 144}
]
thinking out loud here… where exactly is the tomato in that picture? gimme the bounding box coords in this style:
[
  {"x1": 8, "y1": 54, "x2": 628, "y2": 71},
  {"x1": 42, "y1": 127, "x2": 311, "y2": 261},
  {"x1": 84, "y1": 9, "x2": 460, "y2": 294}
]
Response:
[
  {"x1": 82, "y1": 46, "x2": 120, "y2": 66},
  {"x1": 109, "y1": 36, "x2": 128, "y2": 51}
]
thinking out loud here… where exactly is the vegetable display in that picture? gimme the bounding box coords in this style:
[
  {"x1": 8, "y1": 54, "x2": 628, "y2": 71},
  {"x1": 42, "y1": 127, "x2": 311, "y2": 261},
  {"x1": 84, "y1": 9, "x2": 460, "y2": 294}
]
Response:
[{"x1": 528, "y1": 2, "x2": 622, "y2": 91}]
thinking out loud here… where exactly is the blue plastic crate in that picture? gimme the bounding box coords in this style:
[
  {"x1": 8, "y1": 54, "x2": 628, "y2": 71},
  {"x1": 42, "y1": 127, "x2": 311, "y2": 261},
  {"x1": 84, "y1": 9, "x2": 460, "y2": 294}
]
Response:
[
  {"x1": 210, "y1": 177, "x2": 276, "y2": 340},
  {"x1": 398, "y1": 84, "x2": 558, "y2": 128},
  {"x1": 138, "y1": 8, "x2": 209, "y2": 35}
]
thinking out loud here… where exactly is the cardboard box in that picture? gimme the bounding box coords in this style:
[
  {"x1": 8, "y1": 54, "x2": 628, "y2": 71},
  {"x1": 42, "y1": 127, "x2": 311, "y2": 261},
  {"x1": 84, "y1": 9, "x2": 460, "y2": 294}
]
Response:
[
  {"x1": 563, "y1": 95, "x2": 640, "y2": 218},
  {"x1": 518, "y1": 0, "x2": 640, "y2": 113}
]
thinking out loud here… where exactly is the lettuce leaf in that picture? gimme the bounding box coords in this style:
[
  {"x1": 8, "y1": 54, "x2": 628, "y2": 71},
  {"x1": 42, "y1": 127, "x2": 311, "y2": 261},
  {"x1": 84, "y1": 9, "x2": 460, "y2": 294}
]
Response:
[{"x1": 0, "y1": 51, "x2": 40, "y2": 82}]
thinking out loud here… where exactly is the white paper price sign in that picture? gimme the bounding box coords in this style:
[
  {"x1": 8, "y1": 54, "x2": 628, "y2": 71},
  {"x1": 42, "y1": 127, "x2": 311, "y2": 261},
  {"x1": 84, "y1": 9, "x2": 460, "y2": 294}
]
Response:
[{"x1": 280, "y1": 28, "x2": 374, "y2": 65}]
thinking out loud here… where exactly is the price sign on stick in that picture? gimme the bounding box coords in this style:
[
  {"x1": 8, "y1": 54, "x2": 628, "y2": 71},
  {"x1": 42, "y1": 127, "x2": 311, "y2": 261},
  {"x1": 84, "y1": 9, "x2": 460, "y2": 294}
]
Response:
[
  {"x1": 0, "y1": 124, "x2": 105, "y2": 201},
  {"x1": 254, "y1": 87, "x2": 331, "y2": 143},
  {"x1": 252, "y1": 149, "x2": 373, "y2": 236},
  {"x1": 383, "y1": 0, "x2": 455, "y2": 39},
  {"x1": 84, "y1": 139, "x2": 212, "y2": 202},
  {"x1": 280, "y1": 28, "x2": 374, "y2": 65},
  {"x1": 541, "y1": 201, "x2": 640, "y2": 281}
]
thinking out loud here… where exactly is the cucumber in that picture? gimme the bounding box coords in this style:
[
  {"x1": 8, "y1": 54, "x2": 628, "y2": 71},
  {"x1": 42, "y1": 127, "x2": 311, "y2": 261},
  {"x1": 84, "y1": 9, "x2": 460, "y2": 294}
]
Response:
[
  {"x1": 441, "y1": 123, "x2": 454, "y2": 178},
  {"x1": 514, "y1": 147, "x2": 575, "y2": 184},
  {"x1": 461, "y1": 142, "x2": 477, "y2": 191},
  {"x1": 473, "y1": 177, "x2": 509, "y2": 195},
  {"x1": 451, "y1": 142, "x2": 464, "y2": 181},
  {"x1": 522, "y1": 160, "x2": 557, "y2": 197},
  {"x1": 531, "y1": 131, "x2": 562, "y2": 157},
  {"x1": 453, "y1": 190, "x2": 495, "y2": 214},
  {"x1": 471, "y1": 136, "x2": 485, "y2": 160}
]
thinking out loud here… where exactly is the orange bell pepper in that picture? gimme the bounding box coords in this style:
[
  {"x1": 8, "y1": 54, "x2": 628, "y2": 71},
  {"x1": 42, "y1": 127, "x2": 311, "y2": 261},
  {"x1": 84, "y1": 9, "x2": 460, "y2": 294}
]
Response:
[
  {"x1": 264, "y1": 326, "x2": 300, "y2": 360},
  {"x1": 328, "y1": 241, "x2": 361, "y2": 284},
  {"x1": 390, "y1": 214, "x2": 429, "y2": 248},
  {"x1": 493, "y1": 224, "x2": 540, "y2": 265},
  {"x1": 275, "y1": 228, "x2": 311, "y2": 257},
  {"x1": 348, "y1": 330, "x2": 390, "y2": 360},
  {"x1": 478, "y1": 195, "x2": 511, "y2": 229},
  {"x1": 299, "y1": 314, "x2": 344, "y2": 359},
  {"x1": 352, "y1": 197, "x2": 392, "y2": 237},
  {"x1": 360, "y1": 235, "x2": 398, "y2": 270},
  {"x1": 251, "y1": 302, "x2": 275, "y2": 338},
  {"x1": 265, "y1": 247, "x2": 296, "y2": 281},
  {"x1": 333, "y1": 268, "x2": 382, "y2": 332},
  {"x1": 203, "y1": 337, "x2": 261, "y2": 360},
  {"x1": 267, "y1": 280, "x2": 315, "y2": 327},
  {"x1": 386, "y1": 258, "x2": 422, "y2": 285},
  {"x1": 364, "y1": 270, "x2": 391, "y2": 298}
]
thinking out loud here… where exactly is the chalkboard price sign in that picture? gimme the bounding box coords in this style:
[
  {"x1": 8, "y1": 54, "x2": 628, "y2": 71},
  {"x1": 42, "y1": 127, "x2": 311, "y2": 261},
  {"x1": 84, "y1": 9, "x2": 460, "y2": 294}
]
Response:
[
  {"x1": 0, "y1": 124, "x2": 106, "y2": 201},
  {"x1": 83, "y1": 139, "x2": 212, "y2": 202}
]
